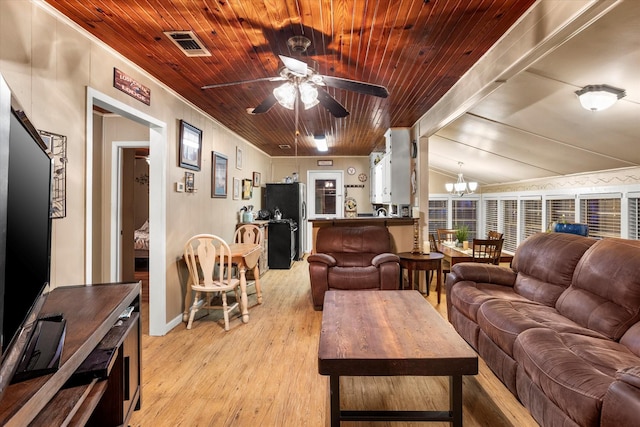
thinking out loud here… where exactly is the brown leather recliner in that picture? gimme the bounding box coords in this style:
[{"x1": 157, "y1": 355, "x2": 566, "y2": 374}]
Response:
[{"x1": 308, "y1": 225, "x2": 400, "y2": 310}]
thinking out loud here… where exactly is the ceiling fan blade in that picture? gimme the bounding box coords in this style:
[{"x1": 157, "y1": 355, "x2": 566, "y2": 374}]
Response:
[
  {"x1": 251, "y1": 94, "x2": 278, "y2": 114},
  {"x1": 316, "y1": 87, "x2": 349, "y2": 118},
  {"x1": 320, "y1": 76, "x2": 389, "y2": 98},
  {"x1": 201, "y1": 76, "x2": 284, "y2": 90},
  {"x1": 278, "y1": 55, "x2": 307, "y2": 77}
]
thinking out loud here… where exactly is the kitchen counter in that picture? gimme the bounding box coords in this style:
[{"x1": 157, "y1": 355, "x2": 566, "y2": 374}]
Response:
[
  {"x1": 309, "y1": 217, "x2": 415, "y2": 253},
  {"x1": 309, "y1": 217, "x2": 413, "y2": 225}
]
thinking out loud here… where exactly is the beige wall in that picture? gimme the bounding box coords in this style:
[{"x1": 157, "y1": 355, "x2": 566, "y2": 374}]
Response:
[
  {"x1": 0, "y1": 1, "x2": 271, "y2": 327},
  {"x1": 270, "y1": 156, "x2": 373, "y2": 214}
]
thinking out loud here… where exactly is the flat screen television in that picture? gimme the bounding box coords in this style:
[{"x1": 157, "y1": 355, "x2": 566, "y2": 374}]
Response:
[{"x1": 0, "y1": 74, "x2": 54, "y2": 398}]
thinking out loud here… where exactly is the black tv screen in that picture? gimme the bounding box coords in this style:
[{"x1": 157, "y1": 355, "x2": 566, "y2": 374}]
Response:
[{"x1": 0, "y1": 109, "x2": 52, "y2": 354}]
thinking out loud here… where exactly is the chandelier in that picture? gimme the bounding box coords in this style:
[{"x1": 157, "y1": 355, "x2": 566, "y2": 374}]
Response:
[{"x1": 445, "y1": 162, "x2": 477, "y2": 196}]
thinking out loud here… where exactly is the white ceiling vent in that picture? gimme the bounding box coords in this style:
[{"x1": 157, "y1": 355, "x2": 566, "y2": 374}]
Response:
[
  {"x1": 164, "y1": 31, "x2": 211, "y2": 57},
  {"x1": 278, "y1": 144, "x2": 291, "y2": 149}
]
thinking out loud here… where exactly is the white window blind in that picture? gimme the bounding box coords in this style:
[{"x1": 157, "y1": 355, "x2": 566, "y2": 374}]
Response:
[
  {"x1": 630, "y1": 197, "x2": 640, "y2": 240},
  {"x1": 546, "y1": 198, "x2": 575, "y2": 226},
  {"x1": 580, "y1": 197, "x2": 621, "y2": 238},
  {"x1": 521, "y1": 199, "x2": 542, "y2": 241},
  {"x1": 501, "y1": 199, "x2": 518, "y2": 252},
  {"x1": 484, "y1": 199, "x2": 498, "y2": 238},
  {"x1": 428, "y1": 199, "x2": 448, "y2": 237},
  {"x1": 453, "y1": 199, "x2": 477, "y2": 240}
]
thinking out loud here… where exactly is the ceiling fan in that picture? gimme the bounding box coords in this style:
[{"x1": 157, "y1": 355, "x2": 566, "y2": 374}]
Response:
[{"x1": 201, "y1": 37, "x2": 389, "y2": 118}]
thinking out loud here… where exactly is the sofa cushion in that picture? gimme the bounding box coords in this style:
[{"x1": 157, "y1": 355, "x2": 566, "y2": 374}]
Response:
[
  {"x1": 477, "y1": 299, "x2": 607, "y2": 356},
  {"x1": 556, "y1": 238, "x2": 640, "y2": 340},
  {"x1": 511, "y1": 232, "x2": 596, "y2": 304},
  {"x1": 514, "y1": 328, "x2": 640, "y2": 427},
  {"x1": 450, "y1": 281, "x2": 531, "y2": 323}
]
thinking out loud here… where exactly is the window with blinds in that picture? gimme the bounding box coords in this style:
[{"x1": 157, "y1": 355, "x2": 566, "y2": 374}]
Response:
[
  {"x1": 428, "y1": 199, "x2": 448, "y2": 236},
  {"x1": 580, "y1": 197, "x2": 621, "y2": 238},
  {"x1": 630, "y1": 197, "x2": 640, "y2": 240},
  {"x1": 484, "y1": 199, "x2": 498, "y2": 237},
  {"x1": 546, "y1": 199, "x2": 575, "y2": 227},
  {"x1": 501, "y1": 199, "x2": 518, "y2": 252},
  {"x1": 452, "y1": 199, "x2": 477, "y2": 240},
  {"x1": 521, "y1": 199, "x2": 542, "y2": 241}
]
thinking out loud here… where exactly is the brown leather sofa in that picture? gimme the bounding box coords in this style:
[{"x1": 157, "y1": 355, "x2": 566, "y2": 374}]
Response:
[
  {"x1": 446, "y1": 232, "x2": 640, "y2": 427},
  {"x1": 308, "y1": 225, "x2": 400, "y2": 310}
]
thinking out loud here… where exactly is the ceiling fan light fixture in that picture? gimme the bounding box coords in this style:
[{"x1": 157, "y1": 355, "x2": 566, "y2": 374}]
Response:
[
  {"x1": 273, "y1": 82, "x2": 296, "y2": 110},
  {"x1": 299, "y1": 82, "x2": 319, "y2": 109},
  {"x1": 575, "y1": 84, "x2": 625, "y2": 111},
  {"x1": 314, "y1": 134, "x2": 328, "y2": 152}
]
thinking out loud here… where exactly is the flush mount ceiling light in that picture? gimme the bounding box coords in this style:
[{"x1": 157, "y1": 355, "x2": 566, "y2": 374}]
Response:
[
  {"x1": 575, "y1": 84, "x2": 626, "y2": 111},
  {"x1": 314, "y1": 134, "x2": 328, "y2": 152},
  {"x1": 445, "y1": 162, "x2": 477, "y2": 196}
]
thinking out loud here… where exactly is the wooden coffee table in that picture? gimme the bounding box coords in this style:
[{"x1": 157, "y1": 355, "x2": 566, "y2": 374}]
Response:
[{"x1": 318, "y1": 290, "x2": 478, "y2": 426}]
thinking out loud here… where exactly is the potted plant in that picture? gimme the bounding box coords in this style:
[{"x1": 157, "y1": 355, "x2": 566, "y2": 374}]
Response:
[{"x1": 455, "y1": 225, "x2": 469, "y2": 247}]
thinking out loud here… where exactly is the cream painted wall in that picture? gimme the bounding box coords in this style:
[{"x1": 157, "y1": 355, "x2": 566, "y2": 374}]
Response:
[
  {"x1": 270, "y1": 156, "x2": 373, "y2": 214},
  {"x1": 0, "y1": 1, "x2": 271, "y2": 328}
]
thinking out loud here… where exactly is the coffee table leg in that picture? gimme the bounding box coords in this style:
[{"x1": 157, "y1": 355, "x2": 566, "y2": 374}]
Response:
[
  {"x1": 450, "y1": 375, "x2": 463, "y2": 427},
  {"x1": 330, "y1": 375, "x2": 340, "y2": 426}
]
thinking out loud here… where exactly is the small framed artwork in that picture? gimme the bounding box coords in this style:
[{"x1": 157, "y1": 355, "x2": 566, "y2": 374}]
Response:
[
  {"x1": 211, "y1": 151, "x2": 228, "y2": 198},
  {"x1": 252, "y1": 172, "x2": 261, "y2": 187},
  {"x1": 317, "y1": 159, "x2": 333, "y2": 166},
  {"x1": 233, "y1": 177, "x2": 241, "y2": 200},
  {"x1": 185, "y1": 172, "x2": 195, "y2": 192},
  {"x1": 236, "y1": 146, "x2": 243, "y2": 170},
  {"x1": 179, "y1": 120, "x2": 202, "y2": 171},
  {"x1": 242, "y1": 179, "x2": 253, "y2": 200}
]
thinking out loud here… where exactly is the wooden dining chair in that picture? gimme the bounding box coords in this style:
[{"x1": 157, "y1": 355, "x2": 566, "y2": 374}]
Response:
[
  {"x1": 487, "y1": 230, "x2": 503, "y2": 240},
  {"x1": 437, "y1": 228, "x2": 457, "y2": 244},
  {"x1": 184, "y1": 234, "x2": 242, "y2": 331},
  {"x1": 429, "y1": 233, "x2": 450, "y2": 289},
  {"x1": 471, "y1": 238, "x2": 503, "y2": 265},
  {"x1": 233, "y1": 224, "x2": 263, "y2": 304}
]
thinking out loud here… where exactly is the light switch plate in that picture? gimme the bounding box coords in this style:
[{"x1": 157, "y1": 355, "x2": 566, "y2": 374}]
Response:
[{"x1": 176, "y1": 182, "x2": 185, "y2": 192}]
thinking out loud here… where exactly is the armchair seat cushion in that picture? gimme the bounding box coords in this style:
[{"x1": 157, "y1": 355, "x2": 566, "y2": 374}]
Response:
[{"x1": 328, "y1": 266, "x2": 380, "y2": 290}]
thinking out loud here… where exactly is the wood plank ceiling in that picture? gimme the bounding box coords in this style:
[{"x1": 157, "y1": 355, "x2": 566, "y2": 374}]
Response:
[{"x1": 46, "y1": 0, "x2": 536, "y2": 156}]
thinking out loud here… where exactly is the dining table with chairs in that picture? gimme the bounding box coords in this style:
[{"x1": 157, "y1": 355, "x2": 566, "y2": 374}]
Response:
[
  {"x1": 437, "y1": 240, "x2": 513, "y2": 267},
  {"x1": 182, "y1": 230, "x2": 263, "y2": 330}
]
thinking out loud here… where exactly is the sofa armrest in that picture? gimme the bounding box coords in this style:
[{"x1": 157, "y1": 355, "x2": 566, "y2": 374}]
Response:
[
  {"x1": 448, "y1": 263, "x2": 517, "y2": 287},
  {"x1": 601, "y1": 367, "x2": 640, "y2": 427},
  {"x1": 372, "y1": 253, "x2": 400, "y2": 267},
  {"x1": 307, "y1": 253, "x2": 337, "y2": 267},
  {"x1": 617, "y1": 366, "x2": 640, "y2": 388}
]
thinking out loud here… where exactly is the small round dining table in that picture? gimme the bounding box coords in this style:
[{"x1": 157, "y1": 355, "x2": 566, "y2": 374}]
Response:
[{"x1": 396, "y1": 251, "x2": 444, "y2": 303}]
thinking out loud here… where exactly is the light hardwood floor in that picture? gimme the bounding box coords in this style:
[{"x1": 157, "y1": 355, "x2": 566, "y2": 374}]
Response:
[{"x1": 130, "y1": 258, "x2": 538, "y2": 426}]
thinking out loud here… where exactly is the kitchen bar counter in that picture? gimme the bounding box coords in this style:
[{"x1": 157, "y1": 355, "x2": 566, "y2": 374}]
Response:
[{"x1": 309, "y1": 217, "x2": 414, "y2": 253}]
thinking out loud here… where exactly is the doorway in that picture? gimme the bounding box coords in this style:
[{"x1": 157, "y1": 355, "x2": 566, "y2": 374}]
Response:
[
  {"x1": 307, "y1": 170, "x2": 344, "y2": 252},
  {"x1": 86, "y1": 87, "x2": 168, "y2": 336}
]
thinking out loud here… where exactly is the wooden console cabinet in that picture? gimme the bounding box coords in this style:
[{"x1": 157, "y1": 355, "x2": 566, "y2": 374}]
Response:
[{"x1": 0, "y1": 282, "x2": 141, "y2": 426}]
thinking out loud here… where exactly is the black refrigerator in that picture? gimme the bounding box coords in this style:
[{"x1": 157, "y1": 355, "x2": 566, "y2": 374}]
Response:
[{"x1": 264, "y1": 183, "x2": 306, "y2": 261}]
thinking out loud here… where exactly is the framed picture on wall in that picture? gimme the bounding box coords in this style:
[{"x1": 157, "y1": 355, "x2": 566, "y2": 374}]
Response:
[
  {"x1": 236, "y1": 146, "x2": 243, "y2": 170},
  {"x1": 211, "y1": 151, "x2": 228, "y2": 198},
  {"x1": 233, "y1": 177, "x2": 240, "y2": 200},
  {"x1": 252, "y1": 172, "x2": 261, "y2": 187},
  {"x1": 178, "y1": 120, "x2": 202, "y2": 171},
  {"x1": 242, "y1": 179, "x2": 252, "y2": 200}
]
